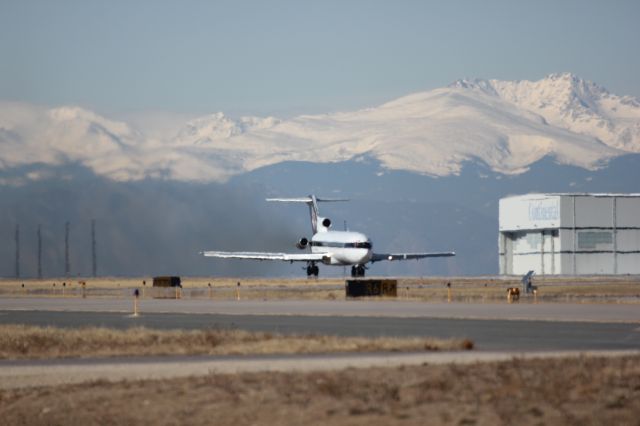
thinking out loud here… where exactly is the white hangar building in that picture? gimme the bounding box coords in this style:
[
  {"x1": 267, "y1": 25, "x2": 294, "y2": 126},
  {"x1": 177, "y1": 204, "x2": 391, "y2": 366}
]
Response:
[{"x1": 499, "y1": 193, "x2": 640, "y2": 275}]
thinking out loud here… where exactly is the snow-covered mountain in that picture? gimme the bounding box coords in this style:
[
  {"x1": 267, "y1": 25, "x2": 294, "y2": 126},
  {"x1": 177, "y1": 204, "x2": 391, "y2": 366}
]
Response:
[
  {"x1": 1, "y1": 73, "x2": 639, "y2": 183},
  {"x1": 0, "y1": 102, "x2": 146, "y2": 182},
  {"x1": 452, "y1": 72, "x2": 640, "y2": 152},
  {"x1": 174, "y1": 113, "x2": 281, "y2": 145}
]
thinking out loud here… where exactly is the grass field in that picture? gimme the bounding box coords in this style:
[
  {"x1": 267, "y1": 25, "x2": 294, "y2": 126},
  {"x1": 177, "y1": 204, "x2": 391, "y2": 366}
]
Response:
[
  {"x1": 1, "y1": 275, "x2": 639, "y2": 303},
  {"x1": 0, "y1": 325, "x2": 473, "y2": 360},
  {"x1": 1, "y1": 355, "x2": 638, "y2": 425}
]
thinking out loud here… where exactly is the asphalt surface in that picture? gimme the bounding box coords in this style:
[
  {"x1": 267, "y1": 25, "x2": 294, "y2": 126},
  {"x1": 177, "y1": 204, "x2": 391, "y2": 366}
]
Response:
[
  {"x1": 1, "y1": 309, "x2": 639, "y2": 352},
  {"x1": 2, "y1": 350, "x2": 639, "y2": 390},
  {"x1": 2, "y1": 297, "x2": 640, "y2": 322}
]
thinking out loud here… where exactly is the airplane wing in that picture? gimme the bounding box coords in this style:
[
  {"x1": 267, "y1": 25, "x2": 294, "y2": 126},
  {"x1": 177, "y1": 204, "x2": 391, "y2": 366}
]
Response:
[
  {"x1": 201, "y1": 251, "x2": 328, "y2": 262},
  {"x1": 371, "y1": 251, "x2": 455, "y2": 262}
]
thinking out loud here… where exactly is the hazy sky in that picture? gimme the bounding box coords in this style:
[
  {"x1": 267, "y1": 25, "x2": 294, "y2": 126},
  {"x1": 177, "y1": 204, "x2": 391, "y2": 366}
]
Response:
[{"x1": 1, "y1": 0, "x2": 639, "y2": 117}]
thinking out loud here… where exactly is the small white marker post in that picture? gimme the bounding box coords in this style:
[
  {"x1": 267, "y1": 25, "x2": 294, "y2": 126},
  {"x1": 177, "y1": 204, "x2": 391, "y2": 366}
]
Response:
[
  {"x1": 133, "y1": 289, "x2": 140, "y2": 317},
  {"x1": 236, "y1": 282, "x2": 241, "y2": 301}
]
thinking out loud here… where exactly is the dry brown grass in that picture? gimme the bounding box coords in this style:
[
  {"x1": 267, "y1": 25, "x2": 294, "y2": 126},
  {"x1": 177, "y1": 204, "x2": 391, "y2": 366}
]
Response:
[
  {"x1": 0, "y1": 277, "x2": 347, "y2": 300},
  {"x1": 0, "y1": 325, "x2": 472, "y2": 360},
  {"x1": 0, "y1": 276, "x2": 344, "y2": 290},
  {"x1": 1, "y1": 355, "x2": 638, "y2": 425},
  {"x1": 1, "y1": 275, "x2": 639, "y2": 303}
]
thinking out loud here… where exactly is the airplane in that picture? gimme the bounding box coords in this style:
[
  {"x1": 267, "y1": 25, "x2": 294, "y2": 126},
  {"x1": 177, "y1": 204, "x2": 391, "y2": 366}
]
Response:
[{"x1": 201, "y1": 195, "x2": 455, "y2": 277}]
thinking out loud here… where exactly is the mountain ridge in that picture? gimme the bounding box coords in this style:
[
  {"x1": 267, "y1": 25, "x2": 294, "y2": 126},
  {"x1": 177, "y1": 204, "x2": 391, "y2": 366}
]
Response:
[
  {"x1": 1, "y1": 73, "x2": 638, "y2": 183},
  {"x1": 450, "y1": 72, "x2": 640, "y2": 152}
]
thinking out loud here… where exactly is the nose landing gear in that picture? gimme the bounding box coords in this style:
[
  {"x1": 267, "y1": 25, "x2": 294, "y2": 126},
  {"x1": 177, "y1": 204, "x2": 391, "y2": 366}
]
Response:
[
  {"x1": 350, "y1": 264, "x2": 366, "y2": 277},
  {"x1": 306, "y1": 262, "x2": 319, "y2": 277}
]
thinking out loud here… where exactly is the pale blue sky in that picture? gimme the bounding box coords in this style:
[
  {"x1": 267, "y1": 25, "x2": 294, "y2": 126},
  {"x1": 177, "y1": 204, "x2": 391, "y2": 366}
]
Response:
[{"x1": 1, "y1": 0, "x2": 639, "y2": 117}]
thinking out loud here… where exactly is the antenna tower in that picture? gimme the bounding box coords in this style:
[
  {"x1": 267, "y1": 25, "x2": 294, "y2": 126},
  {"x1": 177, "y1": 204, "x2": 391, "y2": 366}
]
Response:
[
  {"x1": 65, "y1": 221, "x2": 70, "y2": 277},
  {"x1": 15, "y1": 224, "x2": 20, "y2": 278},
  {"x1": 37, "y1": 225, "x2": 42, "y2": 279},
  {"x1": 91, "y1": 220, "x2": 97, "y2": 277}
]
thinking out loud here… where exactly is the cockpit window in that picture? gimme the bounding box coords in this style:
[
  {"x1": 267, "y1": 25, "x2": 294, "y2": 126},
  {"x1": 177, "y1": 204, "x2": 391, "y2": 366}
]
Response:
[
  {"x1": 351, "y1": 241, "x2": 372, "y2": 249},
  {"x1": 311, "y1": 241, "x2": 372, "y2": 249}
]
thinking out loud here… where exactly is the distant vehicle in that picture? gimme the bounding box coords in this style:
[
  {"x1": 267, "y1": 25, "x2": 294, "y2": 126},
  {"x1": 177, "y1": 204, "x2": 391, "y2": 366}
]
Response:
[{"x1": 202, "y1": 195, "x2": 455, "y2": 278}]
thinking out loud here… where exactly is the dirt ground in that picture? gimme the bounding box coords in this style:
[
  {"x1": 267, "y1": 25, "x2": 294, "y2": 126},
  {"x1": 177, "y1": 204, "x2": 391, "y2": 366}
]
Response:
[{"x1": 1, "y1": 355, "x2": 639, "y2": 426}]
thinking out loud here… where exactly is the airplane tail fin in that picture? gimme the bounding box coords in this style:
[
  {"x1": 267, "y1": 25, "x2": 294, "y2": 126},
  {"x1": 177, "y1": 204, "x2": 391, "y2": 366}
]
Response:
[{"x1": 266, "y1": 195, "x2": 348, "y2": 234}]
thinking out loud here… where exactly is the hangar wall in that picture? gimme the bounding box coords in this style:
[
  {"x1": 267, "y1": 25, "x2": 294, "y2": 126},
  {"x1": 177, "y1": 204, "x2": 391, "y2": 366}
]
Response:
[{"x1": 499, "y1": 194, "x2": 640, "y2": 275}]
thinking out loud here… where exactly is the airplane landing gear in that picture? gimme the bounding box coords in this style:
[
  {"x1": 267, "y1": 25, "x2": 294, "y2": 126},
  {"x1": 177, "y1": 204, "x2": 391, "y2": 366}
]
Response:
[
  {"x1": 306, "y1": 262, "x2": 319, "y2": 277},
  {"x1": 351, "y1": 264, "x2": 366, "y2": 277}
]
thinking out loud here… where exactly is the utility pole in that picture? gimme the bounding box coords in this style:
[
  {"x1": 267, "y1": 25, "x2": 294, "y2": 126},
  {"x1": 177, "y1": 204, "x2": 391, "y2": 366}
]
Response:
[
  {"x1": 91, "y1": 220, "x2": 97, "y2": 277},
  {"x1": 343, "y1": 220, "x2": 347, "y2": 277},
  {"x1": 37, "y1": 225, "x2": 42, "y2": 279},
  {"x1": 65, "y1": 221, "x2": 70, "y2": 277},
  {"x1": 15, "y1": 224, "x2": 20, "y2": 278}
]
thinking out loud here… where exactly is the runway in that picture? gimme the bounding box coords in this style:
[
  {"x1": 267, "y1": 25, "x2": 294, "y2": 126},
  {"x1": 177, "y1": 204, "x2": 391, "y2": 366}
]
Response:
[
  {"x1": 1, "y1": 350, "x2": 638, "y2": 390},
  {"x1": 1, "y1": 297, "x2": 639, "y2": 323},
  {"x1": 1, "y1": 302, "x2": 639, "y2": 351}
]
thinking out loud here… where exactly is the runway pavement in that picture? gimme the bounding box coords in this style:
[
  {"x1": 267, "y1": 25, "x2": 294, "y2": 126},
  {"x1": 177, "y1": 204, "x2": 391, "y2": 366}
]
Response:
[
  {"x1": 2, "y1": 350, "x2": 639, "y2": 390},
  {"x1": 1, "y1": 297, "x2": 639, "y2": 352},
  {"x1": 1, "y1": 307, "x2": 639, "y2": 352},
  {"x1": 1, "y1": 297, "x2": 639, "y2": 322}
]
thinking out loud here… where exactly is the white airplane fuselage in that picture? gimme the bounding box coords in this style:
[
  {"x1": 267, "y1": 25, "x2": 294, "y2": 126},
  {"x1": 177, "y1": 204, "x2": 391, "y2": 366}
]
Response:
[
  {"x1": 201, "y1": 194, "x2": 455, "y2": 278},
  {"x1": 310, "y1": 230, "x2": 372, "y2": 265}
]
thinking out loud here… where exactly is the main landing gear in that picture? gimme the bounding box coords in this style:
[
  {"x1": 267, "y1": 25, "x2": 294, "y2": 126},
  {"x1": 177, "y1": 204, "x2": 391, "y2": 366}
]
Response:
[
  {"x1": 351, "y1": 264, "x2": 366, "y2": 278},
  {"x1": 306, "y1": 262, "x2": 319, "y2": 277}
]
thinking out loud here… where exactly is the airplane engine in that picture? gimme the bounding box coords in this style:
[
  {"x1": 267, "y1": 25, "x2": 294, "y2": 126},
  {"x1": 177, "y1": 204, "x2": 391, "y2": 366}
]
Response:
[{"x1": 296, "y1": 237, "x2": 309, "y2": 250}]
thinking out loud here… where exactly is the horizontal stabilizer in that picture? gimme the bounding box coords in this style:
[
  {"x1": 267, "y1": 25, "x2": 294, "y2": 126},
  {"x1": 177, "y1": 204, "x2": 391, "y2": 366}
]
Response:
[
  {"x1": 266, "y1": 194, "x2": 348, "y2": 234},
  {"x1": 266, "y1": 197, "x2": 349, "y2": 203}
]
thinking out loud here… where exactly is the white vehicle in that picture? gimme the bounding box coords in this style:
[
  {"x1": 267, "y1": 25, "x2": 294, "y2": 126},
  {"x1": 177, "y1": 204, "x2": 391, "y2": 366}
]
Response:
[{"x1": 202, "y1": 195, "x2": 455, "y2": 277}]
